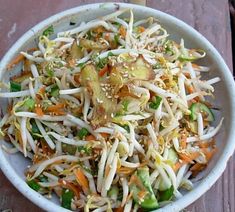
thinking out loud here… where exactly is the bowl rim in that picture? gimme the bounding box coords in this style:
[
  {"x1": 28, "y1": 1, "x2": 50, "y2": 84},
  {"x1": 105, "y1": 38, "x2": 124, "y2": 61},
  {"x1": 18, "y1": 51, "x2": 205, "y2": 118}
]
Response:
[{"x1": 0, "y1": 2, "x2": 235, "y2": 212}]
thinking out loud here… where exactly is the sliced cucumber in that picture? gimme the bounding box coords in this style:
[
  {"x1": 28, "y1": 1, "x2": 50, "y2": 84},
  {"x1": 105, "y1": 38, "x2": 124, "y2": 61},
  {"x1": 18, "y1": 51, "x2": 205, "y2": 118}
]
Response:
[{"x1": 190, "y1": 102, "x2": 214, "y2": 122}]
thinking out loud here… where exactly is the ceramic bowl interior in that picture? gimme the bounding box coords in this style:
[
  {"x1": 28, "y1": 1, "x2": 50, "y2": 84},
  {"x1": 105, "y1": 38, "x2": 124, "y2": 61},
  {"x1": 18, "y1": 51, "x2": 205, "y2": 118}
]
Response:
[{"x1": 0, "y1": 3, "x2": 235, "y2": 212}]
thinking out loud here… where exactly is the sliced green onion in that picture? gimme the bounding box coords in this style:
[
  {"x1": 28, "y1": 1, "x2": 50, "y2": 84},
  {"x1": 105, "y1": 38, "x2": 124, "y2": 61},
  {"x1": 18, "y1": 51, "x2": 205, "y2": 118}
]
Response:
[
  {"x1": 27, "y1": 179, "x2": 40, "y2": 191},
  {"x1": 50, "y1": 84, "x2": 59, "y2": 97},
  {"x1": 149, "y1": 96, "x2": 162, "y2": 110},
  {"x1": 42, "y1": 25, "x2": 54, "y2": 37},
  {"x1": 24, "y1": 98, "x2": 35, "y2": 110},
  {"x1": 61, "y1": 189, "x2": 74, "y2": 210},
  {"x1": 10, "y1": 81, "x2": 21, "y2": 92},
  {"x1": 77, "y1": 127, "x2": 89, "y2": 139}
]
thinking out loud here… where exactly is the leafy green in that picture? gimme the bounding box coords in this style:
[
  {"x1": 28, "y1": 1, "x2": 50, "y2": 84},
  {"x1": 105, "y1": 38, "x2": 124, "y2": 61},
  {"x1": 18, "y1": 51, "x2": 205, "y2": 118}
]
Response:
[
  {"x1": 45, "y1": 65, "x2": 54, "y2": 77},
  {"x1": 149, "y1": 96, "x2": 162, "y2": 110},
  {"x1": 50, "y1": 84, "x2": 59, "y2": 97},
  {"x1": 23, "y1": 98, "x2": 35, "y2": 110},
  {"x1": 42, "y1": 25, "x2": 54, "y2": 37},
  {"x1": 10, "y1": 81, "x2": 21, "y2": 92},
  {"x1": 122, "y1": 99, "x2": 129, "y2": 112},
  {"x1": 61, "y1": 189, "x2": 74, "y2": 210},
  {"x1": 27, "y1": 180, "x2": 40, "y2": 191},
  {"x1": 77, "y1": 128, "x2": 89, "y2": 139}
]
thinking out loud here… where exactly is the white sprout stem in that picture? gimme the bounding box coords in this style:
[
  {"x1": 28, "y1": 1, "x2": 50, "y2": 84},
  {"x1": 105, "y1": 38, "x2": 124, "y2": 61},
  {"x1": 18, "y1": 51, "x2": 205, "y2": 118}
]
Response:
[
  {"x1": 146, "y1": 123, "x2": 159, "y2": 150},
  {"x1": 15, "y1": 112, "x2": 66, "y2": 121},
  {"x1": 162, "y1": 163, "x2": 177, "y2": 190},
  {"x1": 30, "y1": 155, "x2": 80, "y2": 179},
  {"x1": 94, "y1": 127, "x2": 114, "y2": 135},
  {"x1": 0, "y1": 90, "x2": 30, "y2": 98},
  {"x1": 30, "y1": 64, "x2": 39, "y2": 78},
  {"x1": 120, "y1": 160, "x2": 140, "y2": 168},
  {"x1": 48, "y1": 132, "x2": 88, "y2": 146},
  {"x1": 83, "y1": 160, "x2": 97, "y2": 194},
  {"x1": 0, "y1": 113, "x2": 9, "y2": 128},
  {"x1": 60, "y1": 94, "x2": 81, "y2": 105},
  {"x1": 106, "y1": 139, "x2": 119, "y2": 166},
  {"x1": 207, "y1": 77, "x2": 221, "y2": 85},
  {"x1": 124, "y1": 199, "x2": 133, "y2": 212},
  {"x1": 200, "y1": 118, "x2": 224, "y2": 140},
  {"x1": 20, "y1": 117, "x2": 27, "y2": 157},
  {"x1": 156, "y1": 164, "x2": 172, "y2": 189},
  {"x1": 35, "y1": 119, "x2": 55, "y2": 149},
  {"x1": 83, "y1": 89, "x2": 90, "y2": 123},
  {"x1": 29, "y1": 80, "x2": 36, "y2": 99},
  {"x1": 178, "y1": 73, "x2": 188, "y2": 106},
  {"x1": 20, "y1": 52, "x2": 44, "y2": 63},
  {"x1": 122, "y1": 113, "x2": 152, "y2": 121},
  {"x1": 121, "y1": 177, "x2": 129, "y2": 207},
  {"x1": 104, "y1": 153, "x2": 118, "y2": 191},
  {"x1": 197, "y1": 113, "x2": 204, "y2": 137},
  {"x1": 97, "y1": 146, "x2": 108, "y2": 193},
  {"x1": 66, "y1": 114, "x2": 98, "y2": 137},
  {"x1": 59, "y1": 87, "x2": 83, "y2": 95},
  {"x1": 26, "y1": 128, "x2": 36, "y2": 153},
  {"x1": 58, "y1": 20, "x2": 111, "y2": 36},
  {"x1": 176, "y1": 164, "x2": 188, "y2": 188},
  {"x1": 43, "y1": 171, "x2": 59, "y2": 181}
]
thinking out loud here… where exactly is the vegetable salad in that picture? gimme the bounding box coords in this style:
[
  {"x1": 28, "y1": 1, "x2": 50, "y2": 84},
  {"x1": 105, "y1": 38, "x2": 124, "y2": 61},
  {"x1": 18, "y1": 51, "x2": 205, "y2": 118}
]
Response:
[{"x1": 0, "y1": 9, "x2": 223, "y2": 211}]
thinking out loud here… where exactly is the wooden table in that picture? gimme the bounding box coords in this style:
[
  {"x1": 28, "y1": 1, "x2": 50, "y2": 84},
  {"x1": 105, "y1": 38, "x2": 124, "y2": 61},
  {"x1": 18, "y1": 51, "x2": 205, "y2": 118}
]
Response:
[{"x1": 0, "y1": 0, "x2": 234, "y2": 211}]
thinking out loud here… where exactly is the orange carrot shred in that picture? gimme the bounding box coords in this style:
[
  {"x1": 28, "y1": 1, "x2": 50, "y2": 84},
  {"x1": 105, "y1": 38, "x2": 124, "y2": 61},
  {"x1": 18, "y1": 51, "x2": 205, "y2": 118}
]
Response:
[
  {"x1": 58, "y1": 179, "x2": 81, "y2": 197},
  {"x1": 98, "y1": 65, "x2": 109, "y2": 77},
  {"x1": 138, "y1": 26, "x2": 145, "y2": 33},
  {"x1": 74, "y1": 168, "x2": 89, "y2": 193},
  {"x1": 34, "y1": 106, "x2": 44, "y2": 117},
  {"x1": 7, "y1": 54, "x2": 25, "y2": 70},
  {"x1": 119, "y1": 26, "x2": 126, "y2": 38}
]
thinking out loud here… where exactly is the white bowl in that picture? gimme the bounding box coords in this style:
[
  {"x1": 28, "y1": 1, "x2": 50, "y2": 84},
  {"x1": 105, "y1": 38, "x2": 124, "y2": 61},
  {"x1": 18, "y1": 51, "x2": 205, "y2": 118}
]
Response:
[{"x1": 0, "y1": 3, "x2": 235, "y2": 212}]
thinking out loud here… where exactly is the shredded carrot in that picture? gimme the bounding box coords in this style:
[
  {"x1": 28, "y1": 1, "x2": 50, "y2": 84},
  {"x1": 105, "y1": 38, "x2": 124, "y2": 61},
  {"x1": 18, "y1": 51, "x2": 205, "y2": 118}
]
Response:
[
  {"x1": 119, "y1": 26, "x2": 126, "y2": 38},
  {"x1": 179, "y1": 152, "x2": 200, "y2": 163},
  {"x1": 138, "y1": 26, "x2": 145, "y2": 33},
  {"x1": 180, "y1": 135, "x2": 187, "y2": 149},
  {"x1": 46, "y1": 103, "x2": 65, "y2": 115},
  {"x1": 58, "y1": 179, "x2": 81, "y2": 197},
  {"x1": 7, "y1": 47, "x2": 38, "y2": 70},
  {"x1": 85, "y1": 135, "x2": 96, "y2": 141},
  {"x1": 190, "y1": 163, "x2": 206, "y2": 176},
  {"x1": 105, "y1": 165, "x2": 111, "y2": 177},
  {"x1": 138, "y1": 190, "x2": 148, "y2": 199},
  {"x1": 173, "y1": 161, "x2": 184, "y2": 172},
  {"x1": 192, "y1": 63, "x2": 200, "y2": 69},
  {"x1": 186, "y1": 85, "x2": 194, "y2": 94},
  {"x1": 34, "y1": 106, "x2": 44, "y2": 117},
  {"x1": 197, "y1": 140, "x2": 215, "y2": 148},
  {"x1": 114, "y1": 206, "x2": 124, "y2": 212},
  {"x1": 117, "y1": 167, "x2": 135, "y2": 175},
  {"x1": 7, "y1": 54, "x2": 25, "y2": 70},
  {"x1": 202, "y1": 148, "x2": 217, "y2": 161},
  {"x1": 98, "y1": 65, "x2": 109, "y2": 77},
  {"x1": 74, "y1": 168, "x2": 89, "y2": 193}
]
